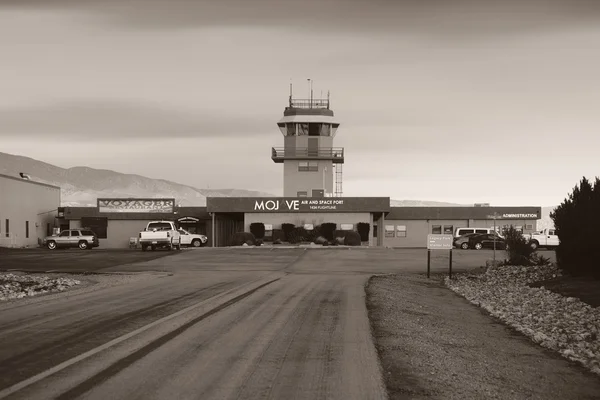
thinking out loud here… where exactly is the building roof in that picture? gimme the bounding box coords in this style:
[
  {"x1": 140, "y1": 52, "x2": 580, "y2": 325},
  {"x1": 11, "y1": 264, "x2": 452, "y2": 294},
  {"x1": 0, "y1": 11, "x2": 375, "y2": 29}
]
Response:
[
  {"x1": 62, "y1": 206, "x2": 210, "y2": 220},
  {"x1": 386, "y1": 206, "x2": 542, "y2": 220},
  {"x1": 0, "y1": 173, "x2": 61, "y2": 190}
]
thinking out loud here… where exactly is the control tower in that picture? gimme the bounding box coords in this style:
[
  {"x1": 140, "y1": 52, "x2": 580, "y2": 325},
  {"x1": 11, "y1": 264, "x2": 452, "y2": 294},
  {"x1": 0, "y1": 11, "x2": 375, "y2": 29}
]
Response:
[{"x1": 271, "y1": 83, "x2": 344, "y2": 198}]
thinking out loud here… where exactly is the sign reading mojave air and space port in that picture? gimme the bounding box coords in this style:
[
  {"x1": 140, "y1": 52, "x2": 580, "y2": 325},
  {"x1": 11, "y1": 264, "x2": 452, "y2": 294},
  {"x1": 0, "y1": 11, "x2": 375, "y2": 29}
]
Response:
[
  {"x1": 206, "y1": 197, "x2": 391, "y2": 213},
  {"x1": 98, "y1": 198, "x2": 175, "y2": 213}
]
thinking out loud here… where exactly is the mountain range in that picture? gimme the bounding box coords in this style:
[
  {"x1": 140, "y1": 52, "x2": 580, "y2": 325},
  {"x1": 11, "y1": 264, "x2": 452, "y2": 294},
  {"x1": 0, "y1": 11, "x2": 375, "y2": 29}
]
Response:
[{"x1": 0, "y1": 151, "x2": 556, "y2": 229}]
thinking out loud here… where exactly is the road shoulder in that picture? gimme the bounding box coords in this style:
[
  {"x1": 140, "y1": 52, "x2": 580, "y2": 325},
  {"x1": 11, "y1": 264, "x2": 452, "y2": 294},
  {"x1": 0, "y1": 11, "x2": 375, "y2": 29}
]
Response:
[{"x1": 366, "y1": 273, "x2": 600, "y2": 400}]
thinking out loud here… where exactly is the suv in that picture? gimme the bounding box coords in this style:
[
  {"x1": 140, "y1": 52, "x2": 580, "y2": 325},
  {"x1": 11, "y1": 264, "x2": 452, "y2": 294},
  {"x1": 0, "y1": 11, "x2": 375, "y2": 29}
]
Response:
[{"x1": 44, "y1": 229, "x2": 100, "y2": 250}]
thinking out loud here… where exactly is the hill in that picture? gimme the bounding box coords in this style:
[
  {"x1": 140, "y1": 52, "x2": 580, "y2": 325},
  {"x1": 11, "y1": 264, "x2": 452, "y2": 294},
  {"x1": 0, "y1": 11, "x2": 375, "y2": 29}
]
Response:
[{"x1": 0, "y1": 152, "x2": 274, "y2": 206}]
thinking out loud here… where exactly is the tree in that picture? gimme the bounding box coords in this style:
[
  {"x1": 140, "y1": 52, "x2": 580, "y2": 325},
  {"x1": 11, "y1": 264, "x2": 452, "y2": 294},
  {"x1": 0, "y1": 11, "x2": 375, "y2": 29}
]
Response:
[{"x1": 550, "y1": 176, "x2": 600, "y2": 278}]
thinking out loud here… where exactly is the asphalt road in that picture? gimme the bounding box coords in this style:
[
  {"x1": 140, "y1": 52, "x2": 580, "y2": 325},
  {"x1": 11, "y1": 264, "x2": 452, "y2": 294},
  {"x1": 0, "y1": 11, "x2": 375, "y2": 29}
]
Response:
[{"x1": 0, "y1": 247, "x2": 561, "y2": 399}]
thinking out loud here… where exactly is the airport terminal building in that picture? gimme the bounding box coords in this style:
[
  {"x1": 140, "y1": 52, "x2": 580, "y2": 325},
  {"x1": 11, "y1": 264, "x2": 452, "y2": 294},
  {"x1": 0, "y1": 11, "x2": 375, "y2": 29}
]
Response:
[{"x1": 3, "y1": 91, "x2": 541, "y2": 248}]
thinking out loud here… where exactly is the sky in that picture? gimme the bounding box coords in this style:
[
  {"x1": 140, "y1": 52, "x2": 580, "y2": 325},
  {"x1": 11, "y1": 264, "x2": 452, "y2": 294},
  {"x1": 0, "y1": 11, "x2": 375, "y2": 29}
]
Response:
[{"x1": 1, "y1": 0, "x2": 599, "y2": 207}]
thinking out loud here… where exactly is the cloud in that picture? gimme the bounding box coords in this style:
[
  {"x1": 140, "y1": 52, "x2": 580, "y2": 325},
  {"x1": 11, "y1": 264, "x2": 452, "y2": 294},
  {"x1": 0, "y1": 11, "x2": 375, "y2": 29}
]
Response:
[
  {"x1": 0, "y1": 99, "x2": 273, "y2": 139},
  {"x1": 1, "y1": 0, "x2": 599, "y2": 38}
]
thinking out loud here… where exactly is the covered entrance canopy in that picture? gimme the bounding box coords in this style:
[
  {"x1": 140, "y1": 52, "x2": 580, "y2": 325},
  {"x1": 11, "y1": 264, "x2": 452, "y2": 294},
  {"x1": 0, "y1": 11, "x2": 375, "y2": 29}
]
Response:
[{"x1": 206, "y1": 197, "x2": 391, "y2": 247}]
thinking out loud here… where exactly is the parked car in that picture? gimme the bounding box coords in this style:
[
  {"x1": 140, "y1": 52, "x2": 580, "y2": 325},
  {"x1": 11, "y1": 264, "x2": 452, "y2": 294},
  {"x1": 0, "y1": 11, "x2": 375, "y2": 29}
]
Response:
[
  {"x1": 453, "y1": 233, "x2": 480, "y2": 249},
  {"x1": 139, "y1": 221, "x2": 181, "y2": 251},
  {"x1": 178, "y1": 228, "x2": 208, "y2": 247},
  {"x1": 467, "y1": 233, "x2": 508, "y2": 250},
  {"x1": 454, "y1": 227, "x2": 503, "y2": 238},
  {"x1": 523, "y1": 228, "x2": 559, "y2": 250},
  {"x1": 43, "y1": 229, "x2": 99, "y2": 250}
]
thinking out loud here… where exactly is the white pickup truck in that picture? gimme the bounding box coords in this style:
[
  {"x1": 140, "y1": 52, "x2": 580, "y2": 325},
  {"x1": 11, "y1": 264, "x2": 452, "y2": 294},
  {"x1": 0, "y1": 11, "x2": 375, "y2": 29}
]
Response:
[
  {"x1": 523, "y1": 228, "x2": 559, "y2": 250},
  {"x1": 139, "y1": 221, "x2": 181, "y2": 251}
]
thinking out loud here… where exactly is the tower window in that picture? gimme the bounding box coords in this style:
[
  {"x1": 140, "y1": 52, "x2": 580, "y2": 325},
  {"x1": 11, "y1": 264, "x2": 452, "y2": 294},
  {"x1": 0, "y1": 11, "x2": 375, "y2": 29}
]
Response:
[
  {"x1": 297, "y1": 191, "x2": 308, "y2": 197},
  {"x1": 298, "y1": 161, "x2": 318, "y2": 171},
  {"x1": 286, "y1": 123, "x2": 296, "y2": 136},
  {"x1": 308, "y1": 123, "x2": 320, "y2": 136}
]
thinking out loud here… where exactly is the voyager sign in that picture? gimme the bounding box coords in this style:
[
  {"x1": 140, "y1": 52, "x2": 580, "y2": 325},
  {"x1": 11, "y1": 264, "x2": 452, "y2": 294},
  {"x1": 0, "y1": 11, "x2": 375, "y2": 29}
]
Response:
[
  {"x1": 206, "y1": 197, "x2": 391, "y2": 213},
  {"x1": 98, "y1": 198, "x2": 175, "y2": 213}
]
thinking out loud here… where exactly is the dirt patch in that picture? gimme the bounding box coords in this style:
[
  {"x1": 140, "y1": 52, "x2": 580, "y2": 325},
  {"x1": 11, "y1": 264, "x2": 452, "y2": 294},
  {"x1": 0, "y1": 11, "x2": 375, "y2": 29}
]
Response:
[
  {"x1": 530, "y1": 276, "x2": 600, "y2": 308},
  {"x1": 366, "y1": 274, "x2": 600, "y2": 400}
]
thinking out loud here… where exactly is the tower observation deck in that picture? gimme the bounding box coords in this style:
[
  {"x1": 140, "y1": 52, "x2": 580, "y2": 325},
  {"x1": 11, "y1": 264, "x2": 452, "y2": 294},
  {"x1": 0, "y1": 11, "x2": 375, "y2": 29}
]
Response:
[{"x1": 272, "y1": 84, "x2": 344, "y2": 198}]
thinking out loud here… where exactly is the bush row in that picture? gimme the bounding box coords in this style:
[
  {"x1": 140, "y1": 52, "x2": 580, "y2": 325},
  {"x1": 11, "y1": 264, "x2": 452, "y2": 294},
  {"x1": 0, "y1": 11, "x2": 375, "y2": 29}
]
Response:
[{"x1": 233, "y1": 222, "x2": 371, "y2": 247}]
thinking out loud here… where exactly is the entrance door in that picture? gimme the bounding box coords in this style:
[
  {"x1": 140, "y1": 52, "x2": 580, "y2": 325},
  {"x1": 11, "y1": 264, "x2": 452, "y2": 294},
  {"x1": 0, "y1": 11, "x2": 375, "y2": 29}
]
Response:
[{"x1": 308, "y1": 138, "x2": 318, "y2": 157}]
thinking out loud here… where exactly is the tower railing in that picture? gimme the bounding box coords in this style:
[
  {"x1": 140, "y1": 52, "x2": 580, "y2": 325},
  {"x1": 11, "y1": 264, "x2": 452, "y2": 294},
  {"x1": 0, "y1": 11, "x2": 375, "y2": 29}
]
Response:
[
  {"x1": 288, "y1": 98, "x2": 330, "y2": 109},
  {"x1": 271, "y1": 147, "x2": 344, "y2": 163}
]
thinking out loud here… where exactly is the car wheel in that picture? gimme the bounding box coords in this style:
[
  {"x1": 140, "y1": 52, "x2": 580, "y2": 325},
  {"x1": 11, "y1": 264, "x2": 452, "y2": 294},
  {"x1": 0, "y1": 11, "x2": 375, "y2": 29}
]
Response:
[
  {"x1": 141, "y1": 245, "x2": 148, "y2": 251},
  {"x1": 529, "y1": 241, "x2": 538, "y2": 250},
  {"x1": 191, "y1": 239, "x2": 201, "y2": 247},
  {"x1": 78, "y1": 241, "x2": 88, "y2": 250},
  {"x1": 460, "y1": 242, "x2": 469, "y2": 250},
  {"x1": 47, "y1": 241, "x2": 57, "y2": 250},
  {"x1": 474, "y1": 242, "x2": 483, "y2": 250}
]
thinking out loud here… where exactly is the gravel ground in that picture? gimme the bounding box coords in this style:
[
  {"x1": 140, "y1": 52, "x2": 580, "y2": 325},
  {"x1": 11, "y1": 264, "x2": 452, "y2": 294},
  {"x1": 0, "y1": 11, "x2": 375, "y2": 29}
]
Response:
[
  {"x1": 366, "y1": 272, "x2": 600, "y2": 400},
  {"x1": 0, "y1": 272, "x2": 81, "y2": 301},
  {"x1": 445, "y1": 264, "x2": 600, "y2": 377}
]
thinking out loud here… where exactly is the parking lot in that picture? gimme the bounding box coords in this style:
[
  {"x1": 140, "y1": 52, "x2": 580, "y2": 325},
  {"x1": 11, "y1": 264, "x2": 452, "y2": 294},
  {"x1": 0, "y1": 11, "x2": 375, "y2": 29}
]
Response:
[
  {"x1": 0, "y1": 248, "x2": 179, "y2": 273},
  {"x1": 0, "y1": 246, "x2": 556, "y2": 274}
]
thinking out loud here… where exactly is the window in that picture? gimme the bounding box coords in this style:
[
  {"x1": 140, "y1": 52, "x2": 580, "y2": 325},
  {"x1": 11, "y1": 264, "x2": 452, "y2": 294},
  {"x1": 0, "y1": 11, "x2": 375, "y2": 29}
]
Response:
[
  {"x1": 515, "y1": 225, "x2": 523, "y2": 233},
  {"x1": 264, "y1": 224, "x2": 273, "y2": 231},
  {"x1": 396, "y1": 225, "x2": 407, "y2": 237},
  {"x1": 525, "y1": 224, "x2": 533, "y2": 230},
  {"x1": 457, "y1": 228, "x2": 474, "y2": 235},
  {"x1": 59, "y1": 231, "x2": 69, "y2": 237},
  {"x1": 298, "y1": 161, "x2": 318, "y2": 172},
  {"x1": 340, "y1": 224, "x2": 353, "y2": 231},
  {"x1": 25, "y1": 221, "x2": 29, "y2": 239},
  {"x1": 286, "y1": 123, "x2": 296, "y2": 136},
  {"x1": 81, "y1": 230, "x2": 96, "y2": 236},
  {"x1": 321, "y1": 124, "x2": 331, "y2": 136},
  {"x1": 304, "y1": 224, "x2": 314, "y2": 230},
  {"x1": 298, "y1": 123, "x2": 309, "y2": 136},
  {"x1": 308, "y1": 123, "x2": 321, "y2": 136},
  {"x1": 475, "y1": 229, "x2": 488, "y2": 234},
  {"x1": 385, "y1": 225, "x2": 395, "y2": 237},
  {"x1": 373, "y1": 225, "x2": 378, "y2": 238},
  {"x1": 47, "y1": 223, "x2": 51, "y2": 236},
  {"x1": 70, "y1": 230, "x2": 81, "y2": 236},
  {"x1": 432, "y1": 225, "x2": 442, "y2": 234},
  {"x1": 443, "y1": 225, "x2": 453, "y2": 235},
  {"x1": 297, "y1": 191, "x2": 308, "y2": 197},
  {"x1": 5, "y1": 219, "x2": 9, "y2": 237}
]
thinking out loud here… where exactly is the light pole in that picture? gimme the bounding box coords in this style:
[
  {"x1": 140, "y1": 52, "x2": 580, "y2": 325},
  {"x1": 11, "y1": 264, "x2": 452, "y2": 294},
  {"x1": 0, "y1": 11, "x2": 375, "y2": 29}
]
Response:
[{"x1": 492, "y1": 212, "x2": 499, "y2": 266}]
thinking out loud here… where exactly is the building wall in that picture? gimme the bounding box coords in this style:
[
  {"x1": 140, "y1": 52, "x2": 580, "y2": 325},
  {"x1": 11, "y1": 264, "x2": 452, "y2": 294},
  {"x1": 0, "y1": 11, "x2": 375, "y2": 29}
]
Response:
[
  {"x1": 283, "y1": 160, "x2": 334, "y2": 197},
  {"x1": 0, "y1": 175, "x2": 60, "y2": 248},
  {"x1": 382, "y1": 218, "x2": 539, "y2": 248},
  {"x1": 244, "y1": 212, "x2": 371, "y2": 233}
]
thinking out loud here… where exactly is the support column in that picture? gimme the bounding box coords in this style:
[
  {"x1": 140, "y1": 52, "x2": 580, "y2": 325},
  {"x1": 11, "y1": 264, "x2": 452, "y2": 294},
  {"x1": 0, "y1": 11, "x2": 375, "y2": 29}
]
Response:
[
  {"x1": 368, "y1": 213, "x2": 374, "y2": 247},
  {"x1": 377, "y1": 213, "x2": 385, "y2": 247},
  {"x1": 211, "y1": 212, "x2": 216, "y2": 247}
]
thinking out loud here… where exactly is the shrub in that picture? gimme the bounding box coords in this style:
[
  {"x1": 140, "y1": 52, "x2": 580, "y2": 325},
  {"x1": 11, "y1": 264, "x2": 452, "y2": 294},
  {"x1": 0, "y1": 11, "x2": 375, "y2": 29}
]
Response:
[
  {"x1": 551, "y1": 176, "x2": 600, "y2": 278},
  {"x1": 320, "y1": 223, "x2": 337, "y2": 241},
  {"x1": 255, "y1": 238, "x2": 264, "y2": 246},
  {"x1": 273, "y1": 238, "x2": 283, "y2": 245},
  {"x1": 281, "y1": 223, "x2": 295, "y2": 242},
  {"x1": 249, "y1": 222, "x2": 266, "y2": 239},
  {"x1": 502, "y1": 226, "x2": 537, "y2": 266},
  {"x1": 272, "y1": 229, "x2": 284, "y2": 243},
  {"x1": 305, "y1": 225, "x2": 321, "y2": 243},
  {"x1": 336, "y1": 236, "x2": 345, "y2": 245},
  {"x1": 344, "y1": 231, "x2": 362, "y2": 246},
  {"x1": 333, "y1": 230, "x2": 347, "y2": 241},
  {"x1": 288, "y1": 226, "x2": 308, "y2": 244},
  {"x1": 356, "y1": 222, "x2": 370, "y2": 242},
  {"x1": 314, "y1": 236, "x2": 328, "y2": 245},
  {"x1": 230, "y1": 232, "x2": 256, "y2": 246}
]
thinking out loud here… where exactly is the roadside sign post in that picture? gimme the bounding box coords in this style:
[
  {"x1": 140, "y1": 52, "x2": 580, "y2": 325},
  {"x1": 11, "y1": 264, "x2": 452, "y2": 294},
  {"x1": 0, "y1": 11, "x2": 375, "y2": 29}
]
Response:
[
  {"x1": 487, "y1": 213, "x2": 500, "y2": 266},
  {"x1": 426, "y1": 234, "x2": 454, "y2": 279}
]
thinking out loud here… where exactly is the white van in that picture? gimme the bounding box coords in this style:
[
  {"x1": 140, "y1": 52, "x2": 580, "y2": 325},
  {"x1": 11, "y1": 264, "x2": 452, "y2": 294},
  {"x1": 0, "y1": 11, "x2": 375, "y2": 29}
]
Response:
[{"x1": 454, "y1": 227, "x2": 503, "y2": 238}]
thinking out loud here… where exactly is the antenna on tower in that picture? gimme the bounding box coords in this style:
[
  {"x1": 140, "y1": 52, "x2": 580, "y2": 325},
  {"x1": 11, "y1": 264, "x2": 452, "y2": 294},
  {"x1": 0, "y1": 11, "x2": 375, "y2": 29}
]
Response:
[
  {"x1": 310, "y1": 79, "x2": 313, "y2": 107},
  {"x1": 327, "y1": 90, "x2": 330, "y2": 108},
  {"x1": 289, "y1": 79, "x2": 293, "y2": 107}
]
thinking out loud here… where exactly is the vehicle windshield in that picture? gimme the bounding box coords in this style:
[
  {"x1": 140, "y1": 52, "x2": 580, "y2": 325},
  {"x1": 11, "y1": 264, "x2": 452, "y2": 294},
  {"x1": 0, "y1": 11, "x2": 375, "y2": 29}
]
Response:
[{"x1": 147, "y1": 222, "x2": 172, "y2": 231}]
